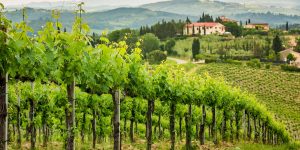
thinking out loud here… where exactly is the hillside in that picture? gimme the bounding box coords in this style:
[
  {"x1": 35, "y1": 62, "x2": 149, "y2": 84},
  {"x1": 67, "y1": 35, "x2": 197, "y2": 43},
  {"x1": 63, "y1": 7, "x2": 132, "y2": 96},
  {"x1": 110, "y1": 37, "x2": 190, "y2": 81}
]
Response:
[
  {"x1": 219, "y1": 0, "x2": 300, "y2": 8},
  {"x1": 141, "y1": 0, "x2": 300, "y2": 17},
  {"x1": 5, "y1": 7, "x2": 194, "y2": 33},
  {"x1": 6, "y1": 7, "x2": 300, "y2": 33},
  {"x1": 234, "y1": 12, "x2": 300, "y2": 26},
  {"x1": 6, "y1": 0, "x2": 300, "y2": 13},
  {"x1": 197, "y1": 63, "x2": 300, "y2": 141}
]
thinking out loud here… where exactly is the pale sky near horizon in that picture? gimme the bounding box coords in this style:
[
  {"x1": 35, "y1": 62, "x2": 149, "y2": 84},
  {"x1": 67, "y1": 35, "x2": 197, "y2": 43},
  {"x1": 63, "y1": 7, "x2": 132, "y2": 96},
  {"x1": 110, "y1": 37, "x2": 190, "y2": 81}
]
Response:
[
  {"x1": 0, "y1": 0, "x2": 170, "y2": 6},
  {"x1": 1, "y1": 0, "x2": 297, "y2": 7}
]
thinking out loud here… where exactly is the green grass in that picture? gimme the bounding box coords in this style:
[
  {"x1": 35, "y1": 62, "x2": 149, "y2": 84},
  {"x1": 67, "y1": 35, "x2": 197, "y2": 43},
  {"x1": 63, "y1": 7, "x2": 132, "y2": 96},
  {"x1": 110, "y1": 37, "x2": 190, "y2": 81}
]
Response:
[
  {"x1": 196, "y1": 63, "x2": 300, "y2": 141},
  {"x1": 173, "y1": 37, "x2": 194, "y2": 58},
  {"x1": 173, "y1": 35, "x2": 273, "y2": 59},
  {"x1": 232, "y1": 143, "x2": 300, "y2": 150},
  {"x1": 10, "y1": 136, "x2": 300, "y2": 150}
]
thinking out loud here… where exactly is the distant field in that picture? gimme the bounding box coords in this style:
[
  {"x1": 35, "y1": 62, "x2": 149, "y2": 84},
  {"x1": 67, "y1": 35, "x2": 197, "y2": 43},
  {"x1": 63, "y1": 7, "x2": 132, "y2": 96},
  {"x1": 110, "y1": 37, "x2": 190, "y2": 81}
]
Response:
[{"x1": 196, "y1": 63, "x2": 300, "y2": 141}]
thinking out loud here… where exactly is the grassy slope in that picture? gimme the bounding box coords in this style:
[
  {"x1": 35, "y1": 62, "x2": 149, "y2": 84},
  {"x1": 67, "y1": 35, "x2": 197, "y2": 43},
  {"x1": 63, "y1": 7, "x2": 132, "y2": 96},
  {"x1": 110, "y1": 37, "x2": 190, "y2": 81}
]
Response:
[{"x1": 196, "y1": 63, "x2": 300, "y2": 141}]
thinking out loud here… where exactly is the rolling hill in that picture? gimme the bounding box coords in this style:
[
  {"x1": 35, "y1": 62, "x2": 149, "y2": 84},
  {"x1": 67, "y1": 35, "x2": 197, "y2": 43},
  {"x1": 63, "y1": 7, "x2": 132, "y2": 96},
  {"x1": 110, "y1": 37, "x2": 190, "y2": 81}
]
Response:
[
  {"x1": 141, "y1": 0, "x2": 300, "y2": 17},
  {"x1": 5, "y1": 7, "x2": 195, "y2": 33},
  {"x1": 219, "y1": 0, "x2": 300, "y2": 9}
]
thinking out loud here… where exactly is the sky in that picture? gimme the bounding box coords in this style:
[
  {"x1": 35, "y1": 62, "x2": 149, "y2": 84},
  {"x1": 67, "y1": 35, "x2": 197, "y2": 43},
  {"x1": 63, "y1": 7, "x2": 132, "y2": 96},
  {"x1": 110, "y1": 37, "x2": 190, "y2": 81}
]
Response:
[
  {"x1": 1, "y1": 0, "x2": 297, "y2": 7},
  {"x1": 0, "y1": 0, "x2": 169, "y2": 6}
]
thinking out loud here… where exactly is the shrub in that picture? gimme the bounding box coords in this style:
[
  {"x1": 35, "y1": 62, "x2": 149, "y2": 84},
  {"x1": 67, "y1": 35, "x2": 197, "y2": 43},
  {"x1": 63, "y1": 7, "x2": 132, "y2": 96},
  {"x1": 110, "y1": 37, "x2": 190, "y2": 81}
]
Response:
[
  {"x1": 243, "y1": 29, "x2": 268, "y2": 36},
  {"x1": 265, "y1": 63, "x2": 271, "y2": 69},
  {"x1": 141, "y1": 33, "x2": 160, "y2": 57},
  {"x1": 287, "y1": 53, "x2": 296, "y2": 63},
  {"x1": 184, "y1": 48, "x2": 189, "y2": 53},
  {"x1": 246, "y1": 59, "x2": 262, "y2": 68},
  {"x1": 224, "y1": 59, "x2": 243, "y2": 65},
  {"x1": 148, "y1": 50, "x2": 167, "y2": 64},
  {"x1": 281, "y1": 64, "x2": 300, "y2": 72},
  {"x1": 165, "y1": 39, "x2": 177, "y2": 55},
  {"x1": 196, "y1": 54, "x2": 219, "y2": 63}
]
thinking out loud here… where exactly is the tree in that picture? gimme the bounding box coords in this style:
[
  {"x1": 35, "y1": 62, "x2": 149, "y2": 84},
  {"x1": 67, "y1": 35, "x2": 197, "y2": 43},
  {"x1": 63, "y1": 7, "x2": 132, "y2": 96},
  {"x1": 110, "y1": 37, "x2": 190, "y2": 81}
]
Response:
[
  {"x1": 287, "y1": 53, "x2": 296, "y2": 63},
  {"x1": 165, "y1": 39, "x2": 176, "y2": 55},
  {"x1": 108, "y1": 28, "x2": 132, "y2": 42},
  {"x1": 286, "y1": 22, "x2": 289, "y2": 31},
  {"x1": 141, "y1": 33, "x2": 160, "y2": 57},
  {"x1": 148, "y1": 50, "x2": 167, "y2": 64},
  {"x1": 272, "y1": 35, "x2": 283, "y2": 54},
  {"x1": 295, "y1": 38, "x2": 300, "y2": 52},
  {"x1": 192, "y1": 24, "x2": 195, "y2": 35},
  {"x1": 215, "y1": 17, "x2": 222, "y2": 23},
  {"x1": 198, "y1": 13, "x2": 214, "y2": 22},
  {"x1": 186, "y1": 17, "x2": 191, "y2": 24},
  {"x1": 108, "y1": 28, "x2": 139, "y2": 51},
  {"x1": 223, "y1": 22, "x2": 243, "y2": 37},
  {"x1": 192, "y1": 38, "x2": 201, "y2": 59}
]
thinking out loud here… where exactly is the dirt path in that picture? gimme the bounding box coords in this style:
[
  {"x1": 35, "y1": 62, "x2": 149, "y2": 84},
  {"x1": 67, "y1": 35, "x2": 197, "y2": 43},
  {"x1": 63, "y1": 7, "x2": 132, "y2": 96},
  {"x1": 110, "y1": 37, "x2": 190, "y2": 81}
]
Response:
[{"x1": 167, "y1": 57, "x2": 188, "y2": 64}]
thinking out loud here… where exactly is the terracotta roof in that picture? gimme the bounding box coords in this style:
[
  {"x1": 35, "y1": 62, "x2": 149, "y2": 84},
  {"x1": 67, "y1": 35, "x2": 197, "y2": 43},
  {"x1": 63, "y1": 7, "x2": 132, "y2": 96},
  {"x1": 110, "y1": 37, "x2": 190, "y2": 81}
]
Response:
[
  {"x1": 220, "y1": 16, "x2": 237, "y2": 22},
  {"x1": 186, "y1": 22, "x2": 223, "y2": 27}
]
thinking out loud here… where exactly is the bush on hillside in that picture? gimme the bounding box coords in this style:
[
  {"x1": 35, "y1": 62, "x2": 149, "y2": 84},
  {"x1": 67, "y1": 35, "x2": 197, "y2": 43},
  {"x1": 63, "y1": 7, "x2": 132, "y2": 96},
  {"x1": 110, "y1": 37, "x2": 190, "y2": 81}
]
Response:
[
  {"x1": 281, "y1": 64, "x2": 300, "y2": 72},
  {"x1": 141, "y1": 33, "x2": 160, "y2": 57},
  {"x1": 196, "y1": 54, "x2": 219, "y2": 63},
  {"x1": 224, "y1": 59, "x2": 243, "y2": 65},
  {"x1": 265, "y1": 63, "x2": 271, "y2": 69},
  {"x1": 165, "y1": 39, "x2": 177, "y2": 55},
  {"x1": 246, "y1": 59, "x2": 262, "y2": 68},
  {"x1": 148, "y1": 50, "x2": 167, "y2": 64},
  {"x1": 243, "y1": 29, "x2": 268, "y2": 36}
]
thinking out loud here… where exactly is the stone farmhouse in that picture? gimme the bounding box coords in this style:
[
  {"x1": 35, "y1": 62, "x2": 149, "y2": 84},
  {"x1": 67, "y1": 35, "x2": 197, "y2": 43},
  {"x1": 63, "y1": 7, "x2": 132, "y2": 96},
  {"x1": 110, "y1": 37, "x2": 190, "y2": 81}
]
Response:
[
  {"x1": 280, "y1": 48, "x2": 300, "y2": 68},
  {"x1": 244, "y1": 23, "x2": 270, "y2": 31},
  {"x1": 183, "y1": 22, "x2": 226, "y2": 36}
]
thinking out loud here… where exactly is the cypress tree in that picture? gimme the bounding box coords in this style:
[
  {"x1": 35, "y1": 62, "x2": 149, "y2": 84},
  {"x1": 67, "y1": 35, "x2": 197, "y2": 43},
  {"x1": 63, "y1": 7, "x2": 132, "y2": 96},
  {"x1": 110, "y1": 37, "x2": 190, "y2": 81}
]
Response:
[
  {"x1": 192, "y1": 24, "x2": 195, "y2": 35},
  {"x1": 272, "y1": 35, "x2": 283, "y2": 54},
  {"x1": 192, "y1": 38, "x2": 201, "y2": 59},
  {"x1": 186, "y1": 17, "x2": 191, "y2": 24}
]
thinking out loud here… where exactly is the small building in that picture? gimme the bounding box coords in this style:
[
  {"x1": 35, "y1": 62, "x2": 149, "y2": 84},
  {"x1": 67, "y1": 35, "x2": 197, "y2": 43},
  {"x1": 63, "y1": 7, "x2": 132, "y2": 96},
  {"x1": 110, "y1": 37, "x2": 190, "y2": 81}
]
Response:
[
  {"x1": 280, "y1": 48, "x2": 300, "y2": 67},
  {"x1": 183, "y1": 22, "x2": 225, "y2": 36},
  {"x1": 244, "y1": 23, "x2": 270, "y2": 31},
  {"x1": 219, "y1": 16, "x2": 239, "y2": 25}
]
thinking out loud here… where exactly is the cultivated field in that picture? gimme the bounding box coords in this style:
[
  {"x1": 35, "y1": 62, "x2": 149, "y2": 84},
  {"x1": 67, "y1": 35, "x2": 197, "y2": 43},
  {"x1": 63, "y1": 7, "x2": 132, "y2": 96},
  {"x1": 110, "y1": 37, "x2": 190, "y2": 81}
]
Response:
[{"x1": 197, "y1": 63, "x2": 300, "y2": 141}]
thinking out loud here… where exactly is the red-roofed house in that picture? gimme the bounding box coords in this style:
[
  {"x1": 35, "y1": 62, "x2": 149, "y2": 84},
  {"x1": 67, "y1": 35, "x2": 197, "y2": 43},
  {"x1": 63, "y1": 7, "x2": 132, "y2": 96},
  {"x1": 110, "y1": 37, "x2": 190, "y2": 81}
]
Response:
[
  {"x1": 220, "y1": 16, "x2": 238, "y2": 24},
  {"x1": 183, "y1": 22, "x2": 226, "y2": 36}
]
